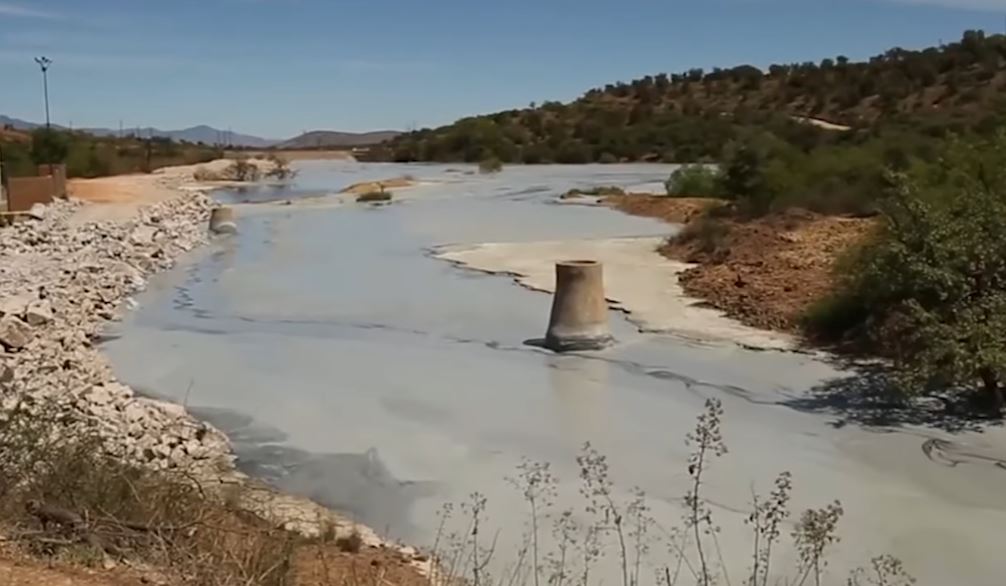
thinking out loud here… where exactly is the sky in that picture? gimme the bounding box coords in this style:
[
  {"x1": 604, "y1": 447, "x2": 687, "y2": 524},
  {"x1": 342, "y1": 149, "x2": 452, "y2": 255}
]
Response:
[{"x1": 1, "y1": 0, "x2": 1006, "y2": 139}]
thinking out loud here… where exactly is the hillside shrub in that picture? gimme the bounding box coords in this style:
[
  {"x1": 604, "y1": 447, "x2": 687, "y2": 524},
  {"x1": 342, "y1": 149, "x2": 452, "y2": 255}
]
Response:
[
  {"x1": 665, "y1": 165, "x2": 722, "y2": 197},
  {"x1": 806, "y1": 131, "x2": 1006, "y2": 413},
  {"x1": 30, "y1": 128, "x2": 70, "y2": 165},
  {"x1": 478, "y1": 156, "x2": 503, "y2": 174}
]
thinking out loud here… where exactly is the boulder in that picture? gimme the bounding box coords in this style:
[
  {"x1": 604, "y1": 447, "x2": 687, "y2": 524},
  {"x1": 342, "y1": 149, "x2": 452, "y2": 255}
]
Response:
[
  {"x1": 25, "y1": 299, "x2": 53, "y2": 326},
  {"x1": 129, "y1": 225, "x2": 159, "y2": 246},
  {"x1": 0, "y1": 294, "x2": 34, "y2": 319},
  {"x1": 0, "y1": 361, "x2": 12, "y2": 385},
  {"x1": 0, "y1": 315, "x2": 33, "y2": 350}
]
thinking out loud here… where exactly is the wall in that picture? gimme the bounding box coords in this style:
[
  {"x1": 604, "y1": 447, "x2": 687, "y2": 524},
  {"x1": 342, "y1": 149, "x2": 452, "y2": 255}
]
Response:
[
  {"x1": 37, "y1": 164, "x2": 66, "y2": 198},
  {"x1": 6, "y1": 176, "x2": 54, "y2": 212}
]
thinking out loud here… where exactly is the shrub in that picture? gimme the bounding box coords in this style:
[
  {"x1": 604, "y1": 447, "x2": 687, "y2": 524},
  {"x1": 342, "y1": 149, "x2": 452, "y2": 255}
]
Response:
[
  {"x1": 479, "y1": 157, "x2": 503, "y2": 174},
  {"x1": 563, "y1": 185, "x2": 626, "y2": 198},
  {"x1": 430, "y1": 399, "x2": 914, "y2": 586},
  {"x1": 223, "y1": 158, "x2": 261, "y2": 182},
  {"x1": 66, "y1": 143, "x2": 112, "y2": 178},
  {"x1": 193, "y1": 166, "x2": 218, "y2": 181},
  {"x1": 808, "y1": 131, "x2": 1006, "y2": 413},
  {"x1": 665, "y1": 165, "x2": 722, "y2": 197},
  {"x1": 334, "y1": 529, "x2": 363, "y2": 553},
  {"x1": 0, "y1": 398, "x2": 297, "y2": 584},
  {"x1": 264, "y1": 155, "x2": 297, "y2": 180},
  {"x1": 675, "y1": 215, "x2": 731, "y2": 256},
  {"x1": 30, "y1": 128, "x2": 70, "y2": 165},
  {"x1": 356, "y1": 190, "x2": 392, "y2": 203}
]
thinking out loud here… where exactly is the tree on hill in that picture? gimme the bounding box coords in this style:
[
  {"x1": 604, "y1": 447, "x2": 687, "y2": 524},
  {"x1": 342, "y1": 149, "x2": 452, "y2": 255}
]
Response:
[
  {"x1": 31, "y1": 128, "x2": 69, "y2": 165},
  {"x1": 366, "y1": 30, "x2": 1006, "y2": 166}
]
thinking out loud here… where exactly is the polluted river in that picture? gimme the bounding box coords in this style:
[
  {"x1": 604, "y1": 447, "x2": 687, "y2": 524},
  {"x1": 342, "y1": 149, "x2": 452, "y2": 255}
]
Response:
[{"x1": 105, "y1": 161, "x2": 1006, "y2": 586}]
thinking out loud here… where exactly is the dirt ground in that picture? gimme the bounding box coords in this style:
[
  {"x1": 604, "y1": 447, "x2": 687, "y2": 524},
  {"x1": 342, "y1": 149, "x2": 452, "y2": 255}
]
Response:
[
  {"x1": 291, "y1": 544, "x2": 430, "y2": 586},
  {"x1": 606, "y1": 194, "x2": 874, "y2": 333},
  {"x1": 603, "y1": 194, "x2": 722, "y2": 224},
  {"x1": 0, "y1": 543, "x2": 429, "y2": 586}
]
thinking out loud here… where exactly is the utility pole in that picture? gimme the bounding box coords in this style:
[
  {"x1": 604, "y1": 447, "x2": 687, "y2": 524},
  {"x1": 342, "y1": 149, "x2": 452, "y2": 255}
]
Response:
[{"x1": 34, "y1": 56, "x2": 52, "y2": 128}]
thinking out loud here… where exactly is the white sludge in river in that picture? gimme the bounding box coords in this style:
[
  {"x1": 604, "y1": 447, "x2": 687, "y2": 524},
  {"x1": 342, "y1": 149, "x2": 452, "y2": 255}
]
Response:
[{"x1": 106, "y1": 162, "x2": 1006, "y2": 586}]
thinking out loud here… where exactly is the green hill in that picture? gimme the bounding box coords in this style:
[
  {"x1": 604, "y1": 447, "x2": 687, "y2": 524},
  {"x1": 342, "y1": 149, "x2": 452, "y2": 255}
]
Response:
[{"x1": 369, "y1": 30, "x2": 1006, "y2": 164}]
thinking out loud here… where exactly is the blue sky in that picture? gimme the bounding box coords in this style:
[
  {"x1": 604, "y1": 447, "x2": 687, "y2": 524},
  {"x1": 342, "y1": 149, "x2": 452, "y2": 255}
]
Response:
[{"x1": 1, "y1": 0, "x2": 1005, "y2": 138}]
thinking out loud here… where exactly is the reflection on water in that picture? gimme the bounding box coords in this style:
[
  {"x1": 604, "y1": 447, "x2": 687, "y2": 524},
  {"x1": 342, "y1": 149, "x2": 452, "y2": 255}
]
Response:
[{"x1": 548, "y1": 355, "x2": 610, "y2": 443}]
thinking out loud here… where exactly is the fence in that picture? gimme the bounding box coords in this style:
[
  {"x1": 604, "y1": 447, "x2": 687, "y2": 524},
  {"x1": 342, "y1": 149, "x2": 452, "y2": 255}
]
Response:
[
  {"x1": 2, "y1": 163, "x2": 65, "y2": 213},
  {"x1": 6, "y1": 176, "x2": 55, "y2": 212}
]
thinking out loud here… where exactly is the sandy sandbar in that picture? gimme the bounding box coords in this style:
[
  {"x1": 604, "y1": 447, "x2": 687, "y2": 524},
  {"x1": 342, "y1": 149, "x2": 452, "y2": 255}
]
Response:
[{"x1": 436, "y1": 236, "x2": 795, "y2": 350}]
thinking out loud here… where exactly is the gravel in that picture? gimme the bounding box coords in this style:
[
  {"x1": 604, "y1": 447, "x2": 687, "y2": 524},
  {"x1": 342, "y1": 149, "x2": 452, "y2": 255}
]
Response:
[{"x1": 0, "y1": 194, "x2": 234, "y2": 476}]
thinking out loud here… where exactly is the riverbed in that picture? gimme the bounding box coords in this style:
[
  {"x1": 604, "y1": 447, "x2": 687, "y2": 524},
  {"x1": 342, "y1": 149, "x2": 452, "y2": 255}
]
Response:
[{"x1": 105, "y1": 162, "x2": 1006, "y2": 586}]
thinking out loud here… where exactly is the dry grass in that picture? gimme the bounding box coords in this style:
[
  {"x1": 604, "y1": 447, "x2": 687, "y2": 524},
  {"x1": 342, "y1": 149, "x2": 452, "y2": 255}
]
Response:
[
  {"x1": 424, "y1": 400, "x2": 915, "y2": 586},
  {"x1": 0, "y1": 399, "x2": 426, "y2": 585},
  {"x1": 0, "y1": 393, "x2": 916, "y2": 586},
  {"x1": 602, "y1": 193, "x2": 722, "y2": 224}
]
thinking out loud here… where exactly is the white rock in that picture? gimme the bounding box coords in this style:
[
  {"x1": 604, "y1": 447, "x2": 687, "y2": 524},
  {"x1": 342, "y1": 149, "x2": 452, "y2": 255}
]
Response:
[
  {"x1": 0, "y1": 315, "x2": 33, "y2": 350},
  {"x1": 25, "y1": 299, "x2": 53, "y2": 326},
  {"x1": 123, "y1": 401, "x2": 150, "y2": 423},
  {"x1": 145, "y1": 399, "x2": 187, "y2": 419},
  {"x1": 0, "y1": 293, "x2": 34, "y2": 319},
  {"x1": 130, "y1": 225, "x2": 159, "y2": 246},
  {"x1": 26, "y1": 203, "x2": 48, "y2": 220}
]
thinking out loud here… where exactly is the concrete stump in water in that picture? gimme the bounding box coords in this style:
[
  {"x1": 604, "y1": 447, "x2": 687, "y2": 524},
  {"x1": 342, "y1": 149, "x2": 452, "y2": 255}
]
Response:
[
  {"x1": 209, "y1": 206, "x2": 237, "y2": 234},
  {"x1": 544, "y1": 260, "x2": 613, "y2": 352}
]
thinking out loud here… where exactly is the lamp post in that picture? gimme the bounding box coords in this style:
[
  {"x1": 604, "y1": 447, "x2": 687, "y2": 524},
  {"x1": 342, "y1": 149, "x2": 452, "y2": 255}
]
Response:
[{"x1": 34, "y1": 56, "x2": 52, "y2": 128}]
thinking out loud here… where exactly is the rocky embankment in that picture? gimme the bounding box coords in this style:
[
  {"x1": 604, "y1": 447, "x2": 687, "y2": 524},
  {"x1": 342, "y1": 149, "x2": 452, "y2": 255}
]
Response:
[
  {"x1": 0, "y1": 185, "x2": 432, "y2": 569},
  {"x1": 0, "y1": 194, "x2": 234, "y2": 475}
]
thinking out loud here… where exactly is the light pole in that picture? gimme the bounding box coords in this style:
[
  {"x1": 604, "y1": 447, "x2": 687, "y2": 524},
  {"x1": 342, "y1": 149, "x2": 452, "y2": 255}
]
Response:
[{"x1": 34, "y1": 56, "x2": 52, "y2": 128}]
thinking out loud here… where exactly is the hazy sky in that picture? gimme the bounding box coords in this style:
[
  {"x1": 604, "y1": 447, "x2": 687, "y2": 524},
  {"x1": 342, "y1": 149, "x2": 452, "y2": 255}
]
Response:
[{"x1": 1, "y1": 0, "x2": 1004, "y2": 138}]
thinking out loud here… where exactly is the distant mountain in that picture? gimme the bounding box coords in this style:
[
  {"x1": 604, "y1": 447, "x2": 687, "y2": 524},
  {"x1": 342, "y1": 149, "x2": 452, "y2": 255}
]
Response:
[
  {"x1": 277, "y1": 130, "x2": 401, "y2": 149},
  {"x1": 83, "y1": 125, "x2": 279, "y2": 148},
  {"x1": 3, "y1": 115, "x2": 398, "y2": 149},
  {"x1": 0, "y1": 115, "x2": 39, "y2": 130}
]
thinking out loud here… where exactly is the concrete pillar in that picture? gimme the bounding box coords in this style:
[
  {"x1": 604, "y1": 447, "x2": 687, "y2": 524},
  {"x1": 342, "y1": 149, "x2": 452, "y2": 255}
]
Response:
[
  {"x1": 209, "y1": 206, "x2": 237, "y2": 234},
  {"x1": 545, "y1": 260, "x2": 613, "y2": 352}
]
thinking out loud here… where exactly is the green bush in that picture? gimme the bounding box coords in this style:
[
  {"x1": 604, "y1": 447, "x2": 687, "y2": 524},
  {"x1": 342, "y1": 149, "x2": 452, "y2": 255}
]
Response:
[
  {"x1": 0, "y1": 142, "x2": 36, "y2": 177},
  {"x1": 808, "y1": 131, "x2": 1006, "y2": 412},
  {"x1": 665, "y1": 165, "x2": 722, "y2": 197},
  {"x1": 478, "y1": 156, "x2": 503, "y2": 174},
  {"x1": 3, "y1": 130, "x2": 221, "y2": 179},
  {"x1": 30, "y1": 128, "x2": 69, "y2": 165}
]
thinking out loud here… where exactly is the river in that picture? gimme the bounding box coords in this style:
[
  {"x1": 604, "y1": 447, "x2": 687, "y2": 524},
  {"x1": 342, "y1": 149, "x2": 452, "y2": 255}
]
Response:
[{"x1": 105, "y1": 161, "x2": 1006, "y2": 586}]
